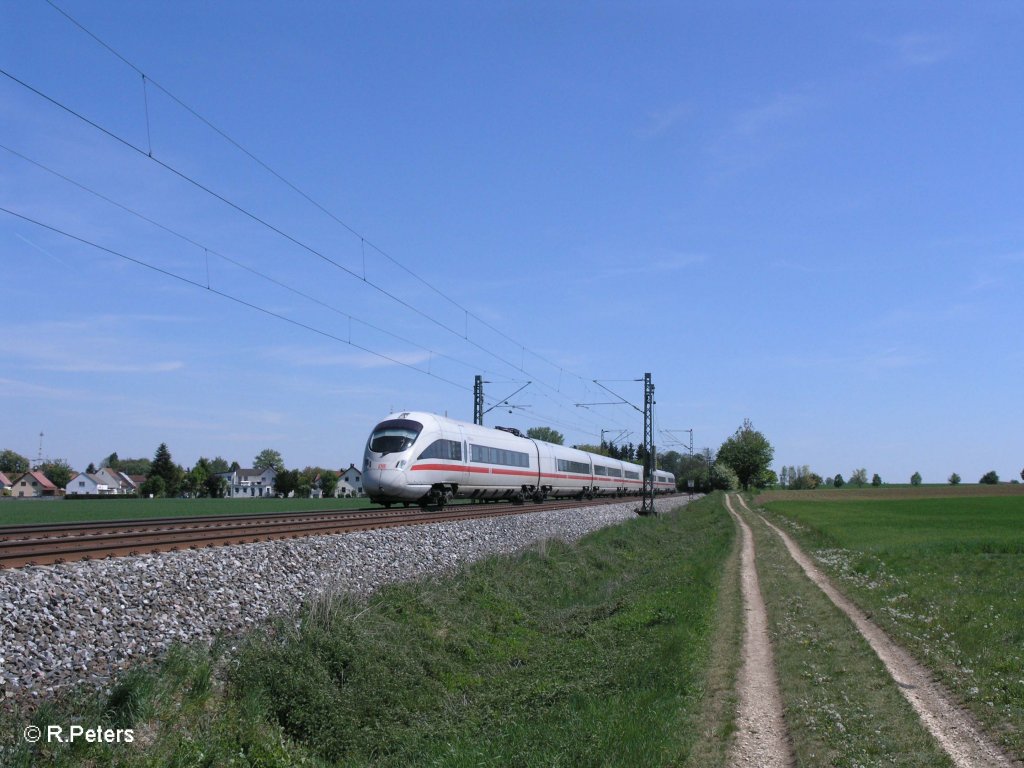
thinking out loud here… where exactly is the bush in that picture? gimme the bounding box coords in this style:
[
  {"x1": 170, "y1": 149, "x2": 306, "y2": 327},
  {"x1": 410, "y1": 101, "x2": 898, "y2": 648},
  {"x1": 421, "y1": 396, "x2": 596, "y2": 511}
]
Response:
[
  {"x1": 979, "y1": 471, "x2": 1000, "y2": 485},
  {"x1": 910, "y1": 472, "x2": 922, "y2": 486},
  {"x1": 948, "y1": 473, "x2": 961, "y2": 485}
]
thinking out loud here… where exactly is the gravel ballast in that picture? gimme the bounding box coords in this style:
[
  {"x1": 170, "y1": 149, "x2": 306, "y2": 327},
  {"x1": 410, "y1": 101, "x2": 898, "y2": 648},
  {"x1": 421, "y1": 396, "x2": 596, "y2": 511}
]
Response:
[{"x1": 1, "y1": 497, "x2": 686, "y2": 702}]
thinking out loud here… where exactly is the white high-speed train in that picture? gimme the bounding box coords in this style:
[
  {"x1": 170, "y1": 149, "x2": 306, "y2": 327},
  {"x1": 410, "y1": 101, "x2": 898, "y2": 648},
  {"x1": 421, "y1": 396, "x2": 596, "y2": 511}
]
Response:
[{"x1": 362, "y1": 411, "x2": 676, "y2": 508}]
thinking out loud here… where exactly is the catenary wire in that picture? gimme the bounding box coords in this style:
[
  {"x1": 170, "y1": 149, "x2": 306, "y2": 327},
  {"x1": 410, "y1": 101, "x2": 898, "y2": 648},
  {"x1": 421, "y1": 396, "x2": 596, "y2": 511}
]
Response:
[
  {"x1": 36, "y1": 0, "x2": 627, "y2": 417},
  {"x1": 42, "y1": 0, "x2": 588, "y2": 385},
  {"x1": 0, "y1": 65, "x2": 626, "y2": 435}
]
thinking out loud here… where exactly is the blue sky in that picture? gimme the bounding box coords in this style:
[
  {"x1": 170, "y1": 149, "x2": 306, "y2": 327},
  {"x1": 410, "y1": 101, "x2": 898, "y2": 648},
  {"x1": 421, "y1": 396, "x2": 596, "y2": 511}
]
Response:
[{"x1": 2, "y1": 1, "x2": 1022, "y2": 483}]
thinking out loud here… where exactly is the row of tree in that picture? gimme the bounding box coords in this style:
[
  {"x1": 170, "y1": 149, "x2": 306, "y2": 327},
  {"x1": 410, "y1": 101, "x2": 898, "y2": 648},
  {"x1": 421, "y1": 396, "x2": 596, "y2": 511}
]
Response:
[{"x1": 778, "y1": 466, "x2": 1020, "y2": 489}]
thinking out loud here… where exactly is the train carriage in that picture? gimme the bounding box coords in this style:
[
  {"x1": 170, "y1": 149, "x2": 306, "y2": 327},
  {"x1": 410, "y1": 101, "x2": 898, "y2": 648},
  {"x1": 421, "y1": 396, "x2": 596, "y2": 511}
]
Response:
[{"x1": 363, "y1": 411, "x2": 670, "y2": 508}]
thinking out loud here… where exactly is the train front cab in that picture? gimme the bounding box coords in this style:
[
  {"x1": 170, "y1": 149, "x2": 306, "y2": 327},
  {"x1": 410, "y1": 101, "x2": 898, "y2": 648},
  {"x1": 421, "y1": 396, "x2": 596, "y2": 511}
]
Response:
[{"x1": 363, "y1": 416, "x2": 429, "y2": 505}]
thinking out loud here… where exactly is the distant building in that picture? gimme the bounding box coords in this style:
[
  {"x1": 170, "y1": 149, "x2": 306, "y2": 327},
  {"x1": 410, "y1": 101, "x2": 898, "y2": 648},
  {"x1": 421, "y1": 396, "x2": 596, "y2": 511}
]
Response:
[
  {"x1": 336, "y1": 463, "x2": 363, "y2": 497},
  {"x1": 0, "y1": 471, "x2": 13, "y2": 495},
  {"x1": 94, "y1": 467, "x2": 138, "y2": 495},
  {"x1": 65, "y1": 472, "x2": 109, "y2": 495},
  {"x1": 65, "y1": 468, "x2": 139, "y2": 496},
  {"x1": 214, "y1": 467, "x2": 277, "y2": 498},
  {"x1": 11, "y1": 470, "x2": 59, "y2": 497}
]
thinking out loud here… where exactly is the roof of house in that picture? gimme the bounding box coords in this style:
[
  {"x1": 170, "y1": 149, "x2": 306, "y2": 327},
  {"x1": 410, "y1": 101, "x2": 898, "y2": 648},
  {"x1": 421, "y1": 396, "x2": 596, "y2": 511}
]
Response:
[
  {"x1": 15, "y1": 470, "x2": 58, "y2": 490},
  {"x1": 0, "y1": 471, "x2": 12, "y2": 487}
]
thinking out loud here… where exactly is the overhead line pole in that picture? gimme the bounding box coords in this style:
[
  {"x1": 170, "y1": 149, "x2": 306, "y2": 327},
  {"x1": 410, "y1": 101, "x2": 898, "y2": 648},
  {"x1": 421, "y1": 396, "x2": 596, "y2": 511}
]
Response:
[
  {"x1": 576, "y1": 373, "x2": 657, "y2": 517},
  {"x1": 639, "y1": 373, "x2": 656, "y2": 517}
]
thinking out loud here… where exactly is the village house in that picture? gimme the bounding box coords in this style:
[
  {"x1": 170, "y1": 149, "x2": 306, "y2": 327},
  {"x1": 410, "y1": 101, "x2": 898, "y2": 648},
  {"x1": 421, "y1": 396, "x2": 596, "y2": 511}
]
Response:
[
  {"x1": 65, "y1": 468, "x2": 140, "y2": 496},
  {"x1": 336, "y1": 463, "x2": 363, "y2": 497},
  {"x1": 214, "y1": 467, "x2": 277, "y2": 498},
  {"x1": 0, "y1": 471, "x2": 13, "y2": 495},
  {"x1": 11, "y1": 470, "x2": 60, "y2": 497},
  {"x1": 65, "y1": 472, "x2": 110, "y2": 495}
]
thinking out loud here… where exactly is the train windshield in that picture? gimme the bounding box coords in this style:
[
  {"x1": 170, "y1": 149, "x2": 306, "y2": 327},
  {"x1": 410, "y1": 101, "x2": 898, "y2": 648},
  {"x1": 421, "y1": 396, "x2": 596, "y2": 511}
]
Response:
[{"x1": 368, "y1": 419, "x2": 423, "y2": 455}]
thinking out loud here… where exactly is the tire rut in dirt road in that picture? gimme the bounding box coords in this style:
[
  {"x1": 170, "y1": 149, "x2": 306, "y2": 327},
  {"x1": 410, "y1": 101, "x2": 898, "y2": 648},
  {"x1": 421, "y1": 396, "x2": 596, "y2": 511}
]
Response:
[
  {"x1": 737, "y1": 494, "x2": 1019, "y2": 768},
  {"x1": 724, "y1": 494, "x2": 793, "y2": 768}
]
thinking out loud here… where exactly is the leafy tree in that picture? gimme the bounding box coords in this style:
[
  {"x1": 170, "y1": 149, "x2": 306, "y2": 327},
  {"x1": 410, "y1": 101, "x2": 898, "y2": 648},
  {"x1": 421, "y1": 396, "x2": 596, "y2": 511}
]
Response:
[
  {"x1": 148, "y1": 443, "x2": 182, "y2": 497},
  {"x1": 39, "y1": 459, "x2": 74, "y2": 490},
  {"x1": 208, "y1": 456, "x2": 230, "y2": 474},
  {"x1": 980, "y1": 470, "x2": 999, "y2": 485},
  {"x1": 849, "y1": 468, "x2": 868, "y2": 486},
  {"x1": 184, "y1": 457, "x2": 228, "y2": 498},
  {"x1": 948, "y1": 473, "x2": 961, "y2": 485},
  {"x1": 1020, "y1": 467, "x2": 1023, "y2": 483},
  {"x1": 527, "y1": 427, "x2": 564, "y2": 445},
  {"x1": 205, "y1": 474, "x2": 229, "y2": 498},
  {"x1": 657, "y1": 450, "x2": 683, "y2": 477},
  {"x1": 299, "y1": 467, "x2": 339, "y2": 498},
  {"x1": 780, "y1": 466, "x2": 789, "y2": 488},
  {"x1": 0, "y1": 449, "x2": 30, "y2": 475},
  {"x1": 716, "y1": 419, "x2": 774, "y2": 491},
  {"x1": 709, "y1": 461, "x2": 739, "y2": 491},
  {"x1": 254, "y1": 449, "x2": 285, "y2": 474},
  {"x1": 910, "y1": 471, "x2": 922, "y2": 486},
  {"x1": 756, "y1": 468, "x2": 779, "y2": 488},
  {"x1": 676, "y1": 452, "x2": 711, "y2": 492},
  {"x1": 833, "y1": 474, "x2": 845, "y2": 488},
  {"x1": 786, "y1": 465, "x2": 820, "y2": 490},
  {"x1": 102, "y1": 452, "x2": 152, "y2": 475},
  {"x1": 85, "y1": 462, "x2": 97, "y2": 474},
  {"x1": 230, "y1": 460, "x2": 241, "y2": 472},
  {"x1": 573, "y1": 444, "x2": 606, "y2": 456},
  {"x1": 275, "y1": 469, "x2": 300, "y2": 498},
  {"x1": 140, "y1": 475, "x2": 166, "y2": 498},
  {"x1": 871, "y1": 473, "x2": 882, "y2": 487},
  {"x1": 823, "y1": 475, "x2": 834, "y2": 487},
  {"x1": 319, "y1": 469, "x2": 338, "y2": 498}
]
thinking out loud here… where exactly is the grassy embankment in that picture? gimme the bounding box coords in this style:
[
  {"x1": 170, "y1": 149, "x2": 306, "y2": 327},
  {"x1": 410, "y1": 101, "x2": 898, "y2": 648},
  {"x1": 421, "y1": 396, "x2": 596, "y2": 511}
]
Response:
[
  {"x1": 3, "y1": 494, "x2": 737, "y2": 767},
  {"x1": 755, "y1": 491, "x2": 1024, "y2": 760},
  {"x1": 0, "y1": 497, "x2": 371, "y2": 526}
]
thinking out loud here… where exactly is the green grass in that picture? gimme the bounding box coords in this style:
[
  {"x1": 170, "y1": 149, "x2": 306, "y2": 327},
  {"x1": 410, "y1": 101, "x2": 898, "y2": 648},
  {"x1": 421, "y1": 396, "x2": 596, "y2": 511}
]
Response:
[
  {"x1": 760, "y1": 495, "x2": 1024, "y2": 760},
  {"x1": 0, "y1": 496, "x2": 372, "y2": 526},
  {"x1": 2, "y1": 494, "x2": 736, "y2": 767}
]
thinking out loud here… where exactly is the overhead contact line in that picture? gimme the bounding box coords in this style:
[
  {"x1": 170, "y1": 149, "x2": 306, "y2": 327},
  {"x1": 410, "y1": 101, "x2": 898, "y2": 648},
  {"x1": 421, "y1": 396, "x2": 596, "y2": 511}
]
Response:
[{"x1": 32, "y1": 2, "x2": 633, "y2": 428}]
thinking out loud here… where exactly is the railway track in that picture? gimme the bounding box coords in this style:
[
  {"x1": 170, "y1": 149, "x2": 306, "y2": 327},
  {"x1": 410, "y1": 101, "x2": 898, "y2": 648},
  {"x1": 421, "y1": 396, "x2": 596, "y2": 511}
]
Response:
[{"x1": 0, "y1": 496, "x2": 679, "y2": 569}]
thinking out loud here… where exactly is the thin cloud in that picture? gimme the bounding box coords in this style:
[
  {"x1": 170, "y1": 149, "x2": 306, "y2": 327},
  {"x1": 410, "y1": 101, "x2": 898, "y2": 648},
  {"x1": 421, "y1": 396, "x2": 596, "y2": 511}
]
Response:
[
  {"x1": 636, "y1": 104, "x2": 693, "y2": 140},
  {"x1": 885, "y1": 32, "x2": 955, "y2": 67},
  {"x1": 36, "y1": 361, "x2": 185, "y2": 374}
]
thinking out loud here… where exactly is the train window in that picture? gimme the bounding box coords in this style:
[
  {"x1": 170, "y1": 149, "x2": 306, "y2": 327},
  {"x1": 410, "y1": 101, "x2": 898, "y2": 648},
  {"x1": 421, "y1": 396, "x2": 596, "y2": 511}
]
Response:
[
  {"x1": 470, "y1": 444, "x2": 529, "y2": 467},
  {"x1": 594, "y1": 465, "x2": 607, "y2": 476},
  {"x1": 556, "y1": 459, "x2": 591, "y2": 474},
  {"x1": 606, "y1": 467, "x2": 622, "y2": 478},
  {"x1": 368, "y1": 419, "x2": 423, "y2": 455},
  {"x1": 625, "y1": 470, "x2": 640, "y2": 480},
  {"x1": 417, "y1": 439, "x2": 462, "y2": 461}
]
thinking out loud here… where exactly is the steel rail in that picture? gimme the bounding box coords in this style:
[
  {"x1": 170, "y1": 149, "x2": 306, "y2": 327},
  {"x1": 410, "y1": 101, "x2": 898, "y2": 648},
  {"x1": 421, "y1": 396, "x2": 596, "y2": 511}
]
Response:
[{"x1": 0, "y1": 496, "x2": 680, "y2": 569}]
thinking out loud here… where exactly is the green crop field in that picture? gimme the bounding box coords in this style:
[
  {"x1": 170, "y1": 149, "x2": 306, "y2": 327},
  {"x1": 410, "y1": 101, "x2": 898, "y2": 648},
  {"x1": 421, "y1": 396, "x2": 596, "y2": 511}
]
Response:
[
  {"x1": 0, "y1": 496, "x2": 371, "y2": 526},
  {"x1": 757, "y1": 492, "x2": 1024, "y2": 759}
]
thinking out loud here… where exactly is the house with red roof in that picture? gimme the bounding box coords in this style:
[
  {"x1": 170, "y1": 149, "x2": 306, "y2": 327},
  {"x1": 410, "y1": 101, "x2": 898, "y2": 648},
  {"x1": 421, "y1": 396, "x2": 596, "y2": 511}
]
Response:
[{"x1": 10, "y1": 470, "x2": 60, "y2": 497}]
